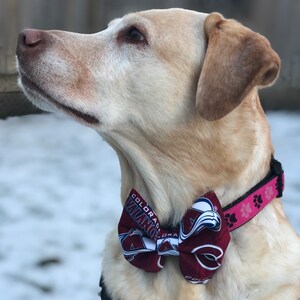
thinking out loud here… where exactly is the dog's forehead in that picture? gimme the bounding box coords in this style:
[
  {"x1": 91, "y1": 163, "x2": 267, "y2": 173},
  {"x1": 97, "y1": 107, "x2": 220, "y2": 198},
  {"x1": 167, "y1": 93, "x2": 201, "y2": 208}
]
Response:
[{"x1": 108, "y1": 9, "x2": 208, "y2": 34}]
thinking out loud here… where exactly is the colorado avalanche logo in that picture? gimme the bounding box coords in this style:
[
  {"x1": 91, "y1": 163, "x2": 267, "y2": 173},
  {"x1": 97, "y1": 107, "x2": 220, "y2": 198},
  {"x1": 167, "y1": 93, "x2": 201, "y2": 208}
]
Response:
[
  {"x1": 119, "y1": 228, "x2": 156, "y2": 261},
  {"x1": 192, "y1": 244, "x2": 224, "y2": 271},
  {"x1": 179, "y1": 197, "x2": 221, "y2": 243},
  {"x1": 156, "y1": 235, "x2": 179, "y2": 256}
]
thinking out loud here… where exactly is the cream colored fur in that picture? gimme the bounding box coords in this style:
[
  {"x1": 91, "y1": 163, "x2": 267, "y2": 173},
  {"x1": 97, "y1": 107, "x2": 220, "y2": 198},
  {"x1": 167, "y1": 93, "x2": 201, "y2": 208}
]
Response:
[{"x1": 16, "y1": 8, "x2": 300, "y2": 300}]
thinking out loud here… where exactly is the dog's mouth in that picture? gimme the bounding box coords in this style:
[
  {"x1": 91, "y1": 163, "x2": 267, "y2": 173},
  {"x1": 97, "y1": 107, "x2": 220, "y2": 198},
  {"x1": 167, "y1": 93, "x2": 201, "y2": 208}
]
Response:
[{"x1": 19, "y1": 73, "x2": 100, "y2": 125}]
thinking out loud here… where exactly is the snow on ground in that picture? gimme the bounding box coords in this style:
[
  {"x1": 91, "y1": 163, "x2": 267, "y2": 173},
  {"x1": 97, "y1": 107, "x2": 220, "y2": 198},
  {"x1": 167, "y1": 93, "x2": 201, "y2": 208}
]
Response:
[{"x1": 0, "y1": 112, "x2": 299, "y2": 300}]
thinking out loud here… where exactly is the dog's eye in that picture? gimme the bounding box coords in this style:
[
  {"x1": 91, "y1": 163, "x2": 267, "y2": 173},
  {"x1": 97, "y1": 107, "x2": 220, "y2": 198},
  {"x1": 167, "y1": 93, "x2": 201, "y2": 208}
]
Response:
[{"x1": 124, "y1": 26, "x2": 145, "y2": 43}]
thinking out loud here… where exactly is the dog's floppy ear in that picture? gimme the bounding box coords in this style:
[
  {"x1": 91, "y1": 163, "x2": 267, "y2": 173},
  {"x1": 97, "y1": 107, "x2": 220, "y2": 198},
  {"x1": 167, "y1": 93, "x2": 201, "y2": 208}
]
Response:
[{"x1": 196, "y1": 13, "x2": 281, "y2": 121}]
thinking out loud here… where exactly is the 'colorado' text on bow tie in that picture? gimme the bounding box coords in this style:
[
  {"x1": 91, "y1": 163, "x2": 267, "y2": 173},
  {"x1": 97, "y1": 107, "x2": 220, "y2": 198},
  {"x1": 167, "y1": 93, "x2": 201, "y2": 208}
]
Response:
[{"x1": 118, "y1": 189, "x2": 231, "y2": 284}]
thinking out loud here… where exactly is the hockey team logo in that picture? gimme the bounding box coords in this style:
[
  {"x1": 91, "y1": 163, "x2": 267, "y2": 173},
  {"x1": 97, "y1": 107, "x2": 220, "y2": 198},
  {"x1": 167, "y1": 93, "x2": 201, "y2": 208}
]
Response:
[
  {"x1": 192, "y1": 244, "x2": 224, "y2": 271},
  {"x1": 119, "y1": 228, "x2": 156, "y2": 261},
  {"x1": 179, "y1": 197, "x2": 221, "y2": 243},
  {"x1": 156, "y1": 233, "x2": 180, "y2": 256}
]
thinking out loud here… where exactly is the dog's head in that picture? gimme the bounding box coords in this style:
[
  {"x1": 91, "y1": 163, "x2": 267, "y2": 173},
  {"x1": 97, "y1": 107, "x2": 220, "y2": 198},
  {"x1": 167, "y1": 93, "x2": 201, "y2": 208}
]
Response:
[{"x1": 16, "y1": 9, "x2": 280, "y2": 132}]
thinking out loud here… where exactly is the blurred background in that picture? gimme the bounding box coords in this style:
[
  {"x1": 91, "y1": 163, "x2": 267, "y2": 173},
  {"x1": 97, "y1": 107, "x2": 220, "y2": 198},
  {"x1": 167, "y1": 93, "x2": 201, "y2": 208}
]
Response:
[{"x1": 0, "y1": 1, "x2": 299, "y2": 300}]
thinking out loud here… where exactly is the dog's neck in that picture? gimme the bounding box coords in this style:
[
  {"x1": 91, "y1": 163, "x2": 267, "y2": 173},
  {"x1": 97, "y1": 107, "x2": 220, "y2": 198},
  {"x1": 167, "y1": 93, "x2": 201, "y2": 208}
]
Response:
[{"x1": 101, "y1": 93, "x2": 273, "y2": 226}]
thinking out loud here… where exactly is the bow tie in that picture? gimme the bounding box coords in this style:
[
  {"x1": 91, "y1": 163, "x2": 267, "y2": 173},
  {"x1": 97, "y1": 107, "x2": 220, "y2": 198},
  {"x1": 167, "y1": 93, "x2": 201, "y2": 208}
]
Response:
[{"x1": 118, "y1": 189, "x2": 230, "y2": 284}]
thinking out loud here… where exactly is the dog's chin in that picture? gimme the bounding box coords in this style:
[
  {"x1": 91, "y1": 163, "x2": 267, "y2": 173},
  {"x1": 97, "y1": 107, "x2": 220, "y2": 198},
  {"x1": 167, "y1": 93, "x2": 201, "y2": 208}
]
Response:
[{"x1": 18, "y1": 74, "x2": 100, "y2": 126}]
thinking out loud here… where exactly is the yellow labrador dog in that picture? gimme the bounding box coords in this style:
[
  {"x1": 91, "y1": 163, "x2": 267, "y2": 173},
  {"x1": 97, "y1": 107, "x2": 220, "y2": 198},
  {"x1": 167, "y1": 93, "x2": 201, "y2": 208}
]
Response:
[{"x1": 16, "y1": 8, "x2": 300, "y2": 300}]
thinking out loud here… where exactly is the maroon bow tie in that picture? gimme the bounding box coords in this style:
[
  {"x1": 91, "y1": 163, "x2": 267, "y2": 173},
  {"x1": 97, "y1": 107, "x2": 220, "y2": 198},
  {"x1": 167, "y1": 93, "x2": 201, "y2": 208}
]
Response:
[{"x1": 118, "y1": 189, "x2": 230, "y2": 284}]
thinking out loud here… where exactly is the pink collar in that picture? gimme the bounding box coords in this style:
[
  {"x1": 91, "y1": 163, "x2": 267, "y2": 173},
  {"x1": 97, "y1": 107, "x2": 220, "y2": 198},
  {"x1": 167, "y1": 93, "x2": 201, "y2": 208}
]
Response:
[
  {"x1": 223, "y1": 158, "x2": 284, "y2": 231},
  {"x1": 117, "y1": 158, "x2": 284, "y2": 283}
]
